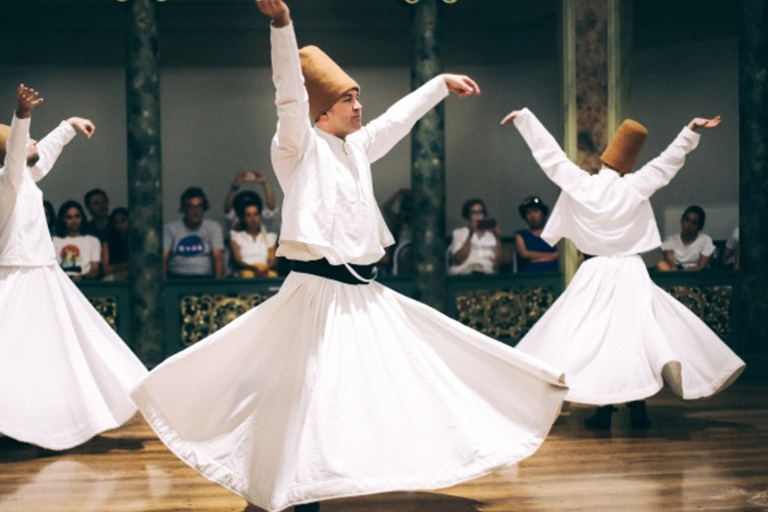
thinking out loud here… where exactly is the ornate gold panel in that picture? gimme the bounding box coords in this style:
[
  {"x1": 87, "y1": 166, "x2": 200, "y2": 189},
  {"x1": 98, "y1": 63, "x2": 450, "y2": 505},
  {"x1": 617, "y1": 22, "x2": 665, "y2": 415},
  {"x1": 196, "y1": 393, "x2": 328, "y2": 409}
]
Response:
[
  {"x1": 180, "y1": 293, "x2": 269, "y2": 346},
  {"x1": 87, "y1": 296, "x2": 119, "y2": 332},
  {"x1": 456, "y1": 287, "x2": 556, "y2": 340},
  {"x1": 662, "y1": 285, "x2": 732, "y2": 338}
]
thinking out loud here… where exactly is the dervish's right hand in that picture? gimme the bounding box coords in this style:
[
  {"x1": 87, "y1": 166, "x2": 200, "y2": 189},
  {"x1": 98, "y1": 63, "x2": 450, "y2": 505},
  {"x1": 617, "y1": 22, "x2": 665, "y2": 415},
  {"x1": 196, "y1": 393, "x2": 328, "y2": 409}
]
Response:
[
  {"x1": 256, "y1": 0, "x2": 291, "y2": 27},
  {"x1": 16, "y1": 84, "x2": 44, "y2": 119},
  {"x1": 67, "y1": 117, "x2": 95, "y2": 138},
  {"x1": 500, "y1": 110, "x2": 522, "y2": 126},
  {"x1": 687, "y1": 116, "x2": 721, "y2": 131}
]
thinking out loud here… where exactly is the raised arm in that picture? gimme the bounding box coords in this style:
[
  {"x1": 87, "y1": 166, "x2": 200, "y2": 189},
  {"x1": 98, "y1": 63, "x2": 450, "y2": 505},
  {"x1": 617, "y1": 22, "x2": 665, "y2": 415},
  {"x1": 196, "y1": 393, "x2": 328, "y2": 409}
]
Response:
[
  {"x1": 3, "y1": 85, "x2": 43, "y2": 191},
  {"x1": 501, "y1": 108, "x2": 588, "y2": 194},
  {"x1": 626, "y1": 116, "x2": 718, "y2": 199},
  {"x1": 259, "y1": 0, "x2": 313, "y2": 176},
  {"x1": 359, "y1": 73, "x2": 478, "y2": 164},
  {"x1": 29, "y1": 116, "x2": 94, "y2": 183}
]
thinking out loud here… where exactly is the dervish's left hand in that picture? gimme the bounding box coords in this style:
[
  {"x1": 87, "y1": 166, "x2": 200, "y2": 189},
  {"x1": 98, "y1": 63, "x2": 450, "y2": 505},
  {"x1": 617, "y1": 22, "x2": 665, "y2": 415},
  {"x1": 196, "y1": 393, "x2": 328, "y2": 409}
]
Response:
[
  {"x1": 442, "y1": 74, "x2": 480, "y2": 97},
  {"x1": 687, "y1": 116, "x2": 721, "y2": 131},
  {"x1": 500, "y1": 110, "x2": 522, "y2": 126},
  {"x1": 67, "y1": 117, "x2": 95, "y2": 138}
]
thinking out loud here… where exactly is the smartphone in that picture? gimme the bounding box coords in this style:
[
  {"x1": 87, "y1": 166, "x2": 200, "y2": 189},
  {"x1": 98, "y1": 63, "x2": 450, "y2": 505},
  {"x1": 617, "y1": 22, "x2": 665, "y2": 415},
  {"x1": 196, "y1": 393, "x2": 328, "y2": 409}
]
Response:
[
  {"x1": 243, "y1": 172, "x2": 259, "y2": 181},
  {"x1": 477, "y1": 218, "x2": 497, "y2": 230}
]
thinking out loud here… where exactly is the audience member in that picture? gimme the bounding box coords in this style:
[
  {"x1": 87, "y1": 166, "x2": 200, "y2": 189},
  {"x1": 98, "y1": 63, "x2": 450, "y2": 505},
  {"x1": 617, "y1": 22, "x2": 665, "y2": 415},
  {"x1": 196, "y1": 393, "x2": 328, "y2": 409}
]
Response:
[
  {"x1": 381, "y1": 188, "x2": 414, "y2": 275},
  {"x1": 163, "y1": 187, "x2": 225, "y2": 279},
  {"x1": 656, "y1": 205, "x2": 715, "y2": 271},
  {"x1": 103, "y1": 207, "x2": 130, "y2": 280},
  {"x1": 515, "y1": 195, "x2": 558, "y2": 272},
  {"x1": 229, "y1": 194, "x2": 278, "y2": 278},
  {"x1": 43, "y1": 199, "x2": 56, "y2": 236},
  {"x1": 52, "y1": 200, "x2": 102, "y2": 281},
  {"x1": 223, "y1": 171, "x2": 278, "y2": 232},
  {"x1": 723, "y1": 226, "x2": 739, "y2": 270},
  {"x1": 449, "y1": 198, "x2": 502, "y2": 275},
  {"x1": 83, "y1": 188, "x2": 112, "y2": 242}
]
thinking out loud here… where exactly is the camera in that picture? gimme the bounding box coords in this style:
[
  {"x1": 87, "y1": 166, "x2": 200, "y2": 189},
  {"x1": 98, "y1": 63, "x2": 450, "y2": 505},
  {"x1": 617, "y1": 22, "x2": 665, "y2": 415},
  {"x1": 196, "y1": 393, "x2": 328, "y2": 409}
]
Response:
[{"x1": 477, "y1": 218, "x2": 497, "y2": 230}]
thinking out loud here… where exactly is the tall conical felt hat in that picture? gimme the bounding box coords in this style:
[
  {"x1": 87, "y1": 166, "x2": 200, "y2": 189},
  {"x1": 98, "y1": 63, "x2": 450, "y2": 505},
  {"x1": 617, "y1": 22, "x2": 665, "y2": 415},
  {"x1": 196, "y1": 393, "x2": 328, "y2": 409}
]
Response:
[
  {"x1": 600, "y1": 119, "x2": 648, "y2": 174},
  {"x1": 0, "y1": 124, "x2": 10, "y2": 161},
  {"x1": 299, "y1": 45, "x2": 359, "y2": 122}
]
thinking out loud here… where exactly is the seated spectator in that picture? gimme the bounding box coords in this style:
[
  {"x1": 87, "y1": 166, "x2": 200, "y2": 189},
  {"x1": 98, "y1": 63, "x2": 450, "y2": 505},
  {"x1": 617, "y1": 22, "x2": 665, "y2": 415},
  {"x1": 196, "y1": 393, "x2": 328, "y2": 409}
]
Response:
[
  {"x1": 229, "y1": 194, "x2": 278, "y2": 278},
  {"x1": 223, "y1": 171, "x2": 278, "y2": 233},
  {"x1": 43, "y1": 199, "x2": 56, "y2": 236},
  {"x1": 656, "y1": 205, "x2": 715, "y2": 271},
  {"x1": 83, "y1": 188, "x2": 112, "y2": 242},
  {"x1": 164, "y1": 187, "x2": 224, "y2": 279},
  {"x1": 449, "y1": 198, "x2": 502, "y2": 275},
  {"x1": 52, "y1": 200, "x2": 102, "y2": 281},
  {"x1": 103, "y1": 207, "x2": 130, "y2": 281},
  {"x1": 515, "y1": 195, "x2": 558, "y2": 272},
  {"x1": 723, "y1": 226, "x2": 739, "y2": 270}
]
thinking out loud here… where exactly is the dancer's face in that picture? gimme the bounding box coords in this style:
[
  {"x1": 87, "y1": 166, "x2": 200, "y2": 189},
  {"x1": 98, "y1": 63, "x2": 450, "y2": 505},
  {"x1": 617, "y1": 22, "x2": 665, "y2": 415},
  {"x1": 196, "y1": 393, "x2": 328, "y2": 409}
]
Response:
[{"x1": 318, "y1": 89, "x2": 362, "y2": 139}]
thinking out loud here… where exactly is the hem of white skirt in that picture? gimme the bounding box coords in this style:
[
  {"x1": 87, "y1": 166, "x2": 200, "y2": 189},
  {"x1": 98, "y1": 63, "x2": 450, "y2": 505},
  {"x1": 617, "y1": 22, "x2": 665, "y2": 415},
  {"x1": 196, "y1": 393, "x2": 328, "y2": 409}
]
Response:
[
  {"x1": 0, "y1": 406, "x2": 136, "y2": 451},
  {"x1": 565, "y1": 359, "x2": 746, "y2": 406},
  {"x1": 680, "y1": 361, "x2": 746, "y2": 400},
  {"x1": 133, "y1": 385, "x2": 551, "y2": 512}
]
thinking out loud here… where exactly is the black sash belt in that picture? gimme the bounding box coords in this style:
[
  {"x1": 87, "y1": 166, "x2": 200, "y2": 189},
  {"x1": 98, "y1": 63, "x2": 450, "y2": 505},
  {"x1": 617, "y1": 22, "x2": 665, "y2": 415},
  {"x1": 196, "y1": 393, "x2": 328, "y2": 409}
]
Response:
[{"x1": 290, "y1": 259, "x2": 377, "y2": 285}]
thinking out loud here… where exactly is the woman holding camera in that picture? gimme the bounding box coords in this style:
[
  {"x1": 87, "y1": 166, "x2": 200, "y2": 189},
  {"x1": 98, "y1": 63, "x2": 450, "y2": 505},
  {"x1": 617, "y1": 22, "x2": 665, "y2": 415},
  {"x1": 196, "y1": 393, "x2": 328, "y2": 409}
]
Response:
[{"x1": 449, "y1": 198, "x2": 502, "y2": 275}]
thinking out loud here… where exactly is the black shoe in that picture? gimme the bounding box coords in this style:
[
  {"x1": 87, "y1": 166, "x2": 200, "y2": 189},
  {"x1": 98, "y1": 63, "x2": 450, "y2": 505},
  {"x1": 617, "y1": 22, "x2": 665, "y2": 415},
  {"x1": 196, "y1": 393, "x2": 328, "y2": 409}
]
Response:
[
  {"x1": 628, "y1": 400, "x2": 650, "y2": 429},
  {"x1": 294, "y1": 503, "x2": 320, "y2": 512},
  {"x1": 584, "y1": 405, "x2": 616, "y2": 430}
]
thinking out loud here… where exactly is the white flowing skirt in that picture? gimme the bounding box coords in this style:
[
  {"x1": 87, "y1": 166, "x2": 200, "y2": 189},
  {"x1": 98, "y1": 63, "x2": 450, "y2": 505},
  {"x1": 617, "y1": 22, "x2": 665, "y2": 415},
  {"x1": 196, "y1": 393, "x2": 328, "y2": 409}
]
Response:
[
  {"x1": 132, "y1": 271, "x2": 566, "y2": 512},
  {"x1": 516, "y1": 255, "x2": 745, "y2": 405},
  {"x1": 0, "y1": 264, "x2": 148, "y2": 450}
]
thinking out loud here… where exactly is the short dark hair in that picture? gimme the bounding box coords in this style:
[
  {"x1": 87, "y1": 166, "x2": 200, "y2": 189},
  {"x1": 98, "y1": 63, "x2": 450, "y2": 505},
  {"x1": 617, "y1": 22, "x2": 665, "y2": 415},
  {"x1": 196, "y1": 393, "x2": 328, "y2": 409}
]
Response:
[
  {"x1": 110, "y1": 207, "x2": 129, "y2": 223},
  {"x1": 179, "y1": 187, "x2": 209, "y2": 211},
  {"x1": 83, "y1": 188, "x2": 108, "y2": 210},
  {"x1": 56, "y1": 200, "x2": 88, "y2": 236},
  {"x1": 233, "y1": 190, "x2": 263, "y2": 220},
  {"x1": 461, "y1": 198, "x2": 486, "y2": 221},
  {"x1": 682, "y1": 205, "x2": 706, "y2": 231}
]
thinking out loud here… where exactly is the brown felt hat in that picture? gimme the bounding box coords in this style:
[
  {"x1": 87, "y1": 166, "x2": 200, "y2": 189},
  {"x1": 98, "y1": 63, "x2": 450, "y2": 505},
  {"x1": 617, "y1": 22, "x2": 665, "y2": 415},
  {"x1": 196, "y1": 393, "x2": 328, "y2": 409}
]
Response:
[
  {"x1": 299, "y1": 45, "x2": 359, "y2": 122},
  {"x1": 0, "y1": 124, "x2": 10, "y2": 161},
  {"x1": 600, "y1": 120, "x2": 648, "y2": 175}
]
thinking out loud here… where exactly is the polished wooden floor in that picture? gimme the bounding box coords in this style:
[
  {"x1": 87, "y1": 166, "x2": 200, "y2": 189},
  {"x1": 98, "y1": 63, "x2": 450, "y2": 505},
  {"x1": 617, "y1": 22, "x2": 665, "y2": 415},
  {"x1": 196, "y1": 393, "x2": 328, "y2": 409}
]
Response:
[{"x1": 2, "y1": 380, "x2": 767, "y2": 512}]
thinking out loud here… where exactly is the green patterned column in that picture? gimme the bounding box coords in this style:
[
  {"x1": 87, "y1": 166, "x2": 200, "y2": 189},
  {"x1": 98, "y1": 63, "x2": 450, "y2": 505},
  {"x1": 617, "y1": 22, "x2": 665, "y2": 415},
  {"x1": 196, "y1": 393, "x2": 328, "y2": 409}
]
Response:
[
  {"x1": 409, "y1": 0, "x2": 446, "y2": 311},
  {"x1": 739, "y1": 0, "x2": 768, "y2": 355},
  {"x1": 126, "y1": 0, "x2": 164, "y2": 366}
]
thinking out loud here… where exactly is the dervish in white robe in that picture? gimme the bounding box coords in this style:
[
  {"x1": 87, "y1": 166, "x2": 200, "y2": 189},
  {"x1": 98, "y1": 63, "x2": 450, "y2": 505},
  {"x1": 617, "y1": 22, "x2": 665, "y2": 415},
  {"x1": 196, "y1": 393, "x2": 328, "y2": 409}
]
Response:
[
  {"x1": 0, "y1": 88, "x2": 148, "y2": 450},
  {"x1": 507, "y1": 108, "x2": 744, "y2": 420},
  {"x1": 130, "y1": 6, "x2": 568, "y2": 511}
]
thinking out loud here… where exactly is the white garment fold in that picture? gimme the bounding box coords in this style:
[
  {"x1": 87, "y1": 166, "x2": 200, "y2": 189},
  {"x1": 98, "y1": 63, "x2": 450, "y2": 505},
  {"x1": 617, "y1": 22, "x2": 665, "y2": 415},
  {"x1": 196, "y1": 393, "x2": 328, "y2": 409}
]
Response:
[{"x1": 132, "y1": 272, "x2": 567, "y2": 512}]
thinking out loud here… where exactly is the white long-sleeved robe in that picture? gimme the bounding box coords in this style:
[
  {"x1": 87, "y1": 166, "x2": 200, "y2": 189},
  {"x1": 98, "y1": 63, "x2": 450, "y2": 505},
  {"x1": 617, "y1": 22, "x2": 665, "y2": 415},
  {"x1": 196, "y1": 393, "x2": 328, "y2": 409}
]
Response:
[
  {"x1": 0, "y1": 114, "x2": 147, "y2": 450},
  {"x1": 131, "y1": 23, "x2": 568, "y2": 512},
  {"x1": 512, "y1": 108, "x2": 744, "y2": 404}
]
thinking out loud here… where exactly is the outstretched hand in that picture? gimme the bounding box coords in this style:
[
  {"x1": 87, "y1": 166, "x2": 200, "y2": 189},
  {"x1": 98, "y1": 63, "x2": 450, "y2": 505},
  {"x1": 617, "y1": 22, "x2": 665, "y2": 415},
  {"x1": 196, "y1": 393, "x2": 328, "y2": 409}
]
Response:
[
  {"x1": 500, "y1": 110, "x2": 522, "y2": 126},
  {"x1": 687, "y1": 116, "x2": 721, "y2": 131},
  {"x1": 256, "y1": 0, "x2": 290, "y2": 27},
  {"x1": 442, "y1": 74, "x2": 481, "y2": 98},
  {"x1": 16, "y1": 84, "x2": 44, "y2": 119},
  {"x1": 67, "y1": 117, "x2": 96, "y2": 138}
]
